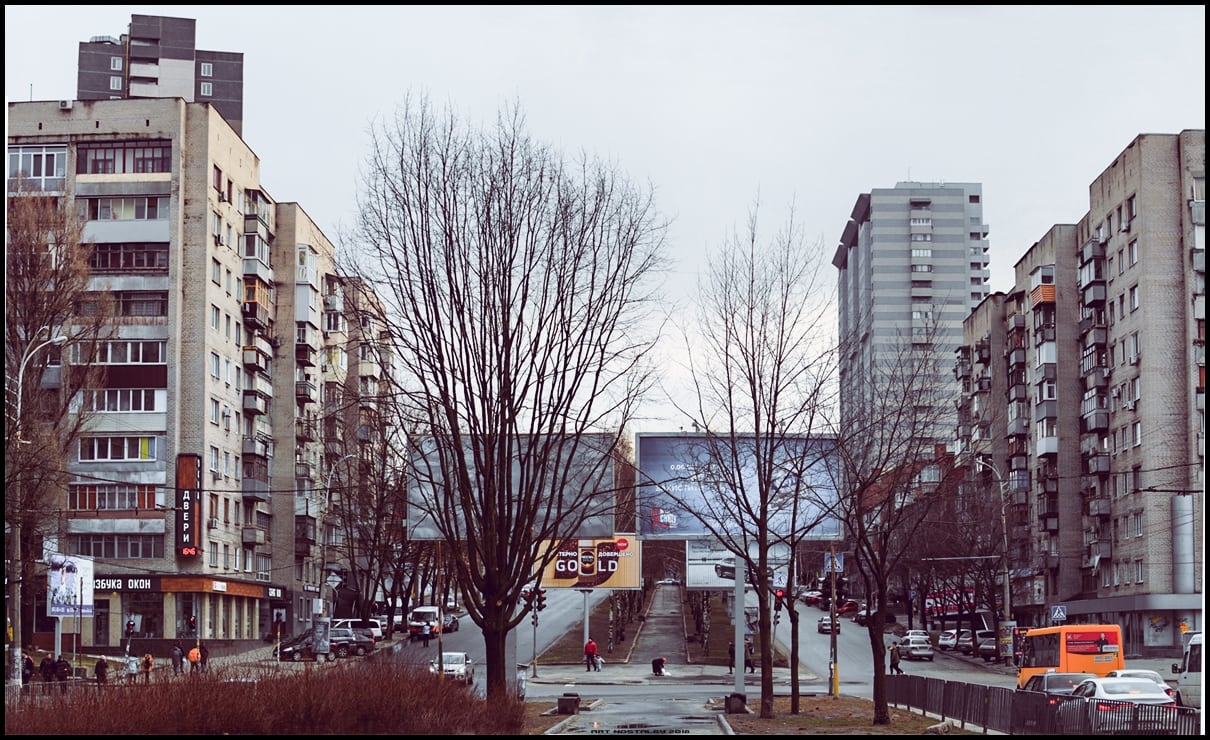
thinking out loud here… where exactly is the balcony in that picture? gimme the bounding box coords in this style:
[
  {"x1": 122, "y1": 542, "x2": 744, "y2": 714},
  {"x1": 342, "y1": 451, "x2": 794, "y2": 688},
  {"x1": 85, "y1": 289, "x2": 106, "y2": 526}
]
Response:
[
  {"x1": 242, "y1": 476, "x2": 270, "y2": 502},
  {"x1": 295, "y1": 379, "x2": 317, "y2": 405},
  {"x1": 1081, "y1": 409, "x2": 1109, "y2": 433},
  {"x1": 1086, "y1": 453, "x2": 1110, "y2": 475},
  {"x1": 1035, "y1": 435, "x2": 1058, "y2": 457},
  {"x1": 242, "y1": 257, "x2": 273, "y2": 285},
  {"x1": 1043, "y1": 552, "x2": 1061, "y2": 570},
  {"x1": 242, "y1": 526, "x2": 267, "y2": 546},
  {"x1": 1009, "y1": 383, "x2": 1028, "y2": 402},
  {"x1": 243, "y1": 392, "x2": 268, "y2": 416},
  {"x1": 1006, "y1": 417, "x2": 1029, "y2": 437},
  {"x1": 1090, "y1": 540, "x2": 1112, "y2": 559},
  {"x1": 242, "y1": 346, "x2": 269, "y2": 371},
  {"x1": 242, "y1": 436, "x2": 269, "y2": 458},
  {"x1": 1083, "y1": 327, "x2": 1108, "y2": 348},
  {"x1": 1007, "y1": 313, "x2": 1026, "y2": 332},
  {"x1": 1042, "y1": 513, "x2": 1059, "y2": 533},
  {"x1": 1034, "y1": 400, "x2": 1058, "y2": 421},
  {"x1": 1088, "y1": 497, "x2": 1112, "y2": 518},
  {"x1": 241, "y1": 300, "x2": 271, "y2": 331},
  {"x1": 1081, "y1": 283, "x2": 1107, "y2": 307},
  {"x1": 297, "y1": 418, "x2": 317, "y2": 442},
  {"x1": 1006, "y1": 347, "x2": 1026, "y2": 367},
  {"x1": 1080, "y1": 238, "x2": 1106, "y2": 264}
]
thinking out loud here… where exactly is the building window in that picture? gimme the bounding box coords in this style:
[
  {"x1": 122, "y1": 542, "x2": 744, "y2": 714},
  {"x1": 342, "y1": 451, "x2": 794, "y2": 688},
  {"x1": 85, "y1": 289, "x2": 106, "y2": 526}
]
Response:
[
  {"x1": 1133, "y1": 512, "x2": 1143, "y2": 537},
  {"x1": 76, "y1": 141, "x2": 171, "y2": 175},
  {"x1": 200, "y1": 62, "x2": 213, "y2": 78},
  {"x1": 8, "y1": 144, "x2": 68, "y2": 191},
  {"x1": 79, "y1": 436, "x2": 157, "y2": 461},
  {"x1": 81, "y1": 196, "x2": 169, "y2": 220},
  {"x1": 70, "y1": 534, "x2": 164, "y2": 560},
  {"x1": 1101, "y1": 565, "x2": 1111, "y2": 588},
  {"x1": 73, "y1": 340, "x2": 165, "y2": 365},
  {"x1": 211, "y1": 398, "x2": 220, "y2": 424},
  {"x1": 911, "y1": 248, "x2": 932, "y2": 258},
  {"x1": 200, "y1": 82, "x2": 212, "y2": 97},
  {"x1": 910, "y1": 264, "x2": 933, "y2": 273},
  {"x1": 1132, "y1": 421, "x2": 1142, "y2": 447},
  {"x1": 1128, "y1": 239, "x2": 1138, "y2": 266},
  {"x1": 213, "y1": 165, "x2": 223, "y2": 191},
  {"x1": 1127, "y1": 194, "x2": 1137, "y2": 219},
  {"x1": 1117, "y1": 250, "x2": 1125, "y2": 275},
  {"x1": 210, "y1": 352, "x2": 221, "y2": 379},
  {"x1": 968, "y1": 195, "x2": 980, "y2": 203},
  {"x1": 1134, "y1": 560, "x2": 1144, "y2": 583},
  {"x1": 210, "y1": 305, "x2": 221, "y2": 330},
  {"x1": 115, "y1": 291, "x2": 167, "y2": 317},
  {"x1": 109, "y1": 76, "x2": 122, "y2": 91},
  {"x1": 89, "y1": 243, "x2": 169, "y2": 273},
  {"x1": 209, "y1": 446, "x2": 220, "y2": 473},
  {"x1": 110, "y1": 56, "x2": 123, "y2": 71},
  {"x1": 1129, "y1": 285, "x2": 1139, "y2": 311},
  {"x1": 81, "y1": 388, "x2": 159, "y2": 413},
  {"x1": 69, "y1": 483, "x2": 155, "y2": 511},
  {"x1": 910, "y1": 233, "x2": 932, "y2": 242}
]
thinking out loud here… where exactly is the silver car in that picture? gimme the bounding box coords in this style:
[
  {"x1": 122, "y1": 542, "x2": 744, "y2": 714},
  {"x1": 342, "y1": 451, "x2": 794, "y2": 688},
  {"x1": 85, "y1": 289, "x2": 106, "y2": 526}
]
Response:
[{"x1": 901, "y1": 635, "x2": 934, "y2": 661}]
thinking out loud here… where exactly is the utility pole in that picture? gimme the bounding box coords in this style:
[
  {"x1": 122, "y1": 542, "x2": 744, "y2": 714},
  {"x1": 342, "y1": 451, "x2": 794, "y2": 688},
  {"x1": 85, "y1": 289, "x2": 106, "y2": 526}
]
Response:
[
  {"x1": 975, "y1": 458, "x2": 1014, "y2": 661},
  {"x1": 828, "y1": 543, "x2": 839, "y2": 698}
]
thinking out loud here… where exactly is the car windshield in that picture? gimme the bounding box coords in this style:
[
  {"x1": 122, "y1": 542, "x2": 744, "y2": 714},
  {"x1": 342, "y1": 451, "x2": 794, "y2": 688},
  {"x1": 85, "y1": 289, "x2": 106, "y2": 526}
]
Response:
[
  {"x1": 1102, "y1": 679, "x2": 1164, "y2": 696},
  {"x1": 443, "y1": 654, "x2": 465, "y2": 665}
]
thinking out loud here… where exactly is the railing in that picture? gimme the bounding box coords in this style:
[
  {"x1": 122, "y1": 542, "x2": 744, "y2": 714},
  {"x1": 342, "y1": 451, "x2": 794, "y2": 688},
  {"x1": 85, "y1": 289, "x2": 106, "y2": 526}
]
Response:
[{"x1": 886, "y1": 674, "x2": 1201, "y2": 735}]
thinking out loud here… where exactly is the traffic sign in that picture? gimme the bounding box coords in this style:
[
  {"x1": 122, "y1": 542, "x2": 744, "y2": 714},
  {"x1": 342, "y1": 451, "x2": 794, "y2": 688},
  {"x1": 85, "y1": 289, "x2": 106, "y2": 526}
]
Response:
[
  {"x1": 823, "y1": 552, "x2": 843, "y2": 573},
  {"x1": 326, "y1": 574, "x2": 343, "y2": 590},
  {"x1": 1051, "y1": 604, "x2": 1067, "y2": 621}
]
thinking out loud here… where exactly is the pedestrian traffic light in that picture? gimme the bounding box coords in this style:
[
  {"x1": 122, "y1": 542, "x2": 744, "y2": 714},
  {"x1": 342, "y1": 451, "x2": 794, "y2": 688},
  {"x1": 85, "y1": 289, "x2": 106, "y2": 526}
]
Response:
[
  {"x1": 522, "y1": 589, "x2": 533, "y2": 608},
  {"x1": 774, "y1": 587, "x2": 786, "y2": 611},
  {"x1": 188, "y1": 614, "x2": 197, "y2": 632},
  {"x1": 125, "y1": 620, "x2": 135, "y2": 637},
  {"x1": 536, "y1": 588, "x2": 547, "y2": 611}
]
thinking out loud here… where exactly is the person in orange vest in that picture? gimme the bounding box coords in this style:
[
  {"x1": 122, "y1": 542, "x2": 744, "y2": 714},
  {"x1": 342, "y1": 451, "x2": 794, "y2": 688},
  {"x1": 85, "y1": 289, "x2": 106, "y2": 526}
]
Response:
[
  {"x1": 140, "y1": 652, "x2": 154, "y2": 684},
  {"x1": 187, "y1": 645, "x2": 201, "y2": 673}
]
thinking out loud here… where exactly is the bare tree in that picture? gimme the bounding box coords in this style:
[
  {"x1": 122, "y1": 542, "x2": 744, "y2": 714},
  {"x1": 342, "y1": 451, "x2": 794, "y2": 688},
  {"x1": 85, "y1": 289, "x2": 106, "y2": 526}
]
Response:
[
  {"x1": 349, "y1": 96, "x2": 669, "y2": 697},
  {"x1": 820, "y1": 324, "x2": 963, "y2": 725},
  {"x1": 5, "y1": 182, "x2": 109, "y2": 687},
  {"x1": 670, "y1": 201, "x2": 839, "y2": 718}
]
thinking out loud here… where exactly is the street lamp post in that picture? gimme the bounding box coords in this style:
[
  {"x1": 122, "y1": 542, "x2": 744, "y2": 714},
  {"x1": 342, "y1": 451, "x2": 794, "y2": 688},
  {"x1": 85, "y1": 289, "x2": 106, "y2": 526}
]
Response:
[
  {"x1": 321, "y1": 454, "x2": 358, "y2": 621},
  {"x1": 7, "y1": 328, "x2": 68, "y2": 694},
  {"x1": 975, "y1": 457, "x2": 1013, "y2": 661}
]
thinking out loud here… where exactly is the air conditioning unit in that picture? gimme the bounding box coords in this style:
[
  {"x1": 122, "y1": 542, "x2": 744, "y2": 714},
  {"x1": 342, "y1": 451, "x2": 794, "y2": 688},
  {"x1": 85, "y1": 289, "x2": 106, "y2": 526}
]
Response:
[
  {"x1": 208, "y1": 517, "x2": 221, "y2": 529},
  {"x1": 1110, "y1": 387, "x2": 1120, "y2": 398},
  {"x1": 58, "y1": 100, "x2": 73, "y2": 110},
  {"x1": 1128, "y1": 355, "x2": 1139, "y2": 365},
  {"x1": 1120, "y1": 219, "x2": 1131, "y2": 233},
  {"x1": 1122, "y1": 400, "x2": 1136, "y2": 411}
]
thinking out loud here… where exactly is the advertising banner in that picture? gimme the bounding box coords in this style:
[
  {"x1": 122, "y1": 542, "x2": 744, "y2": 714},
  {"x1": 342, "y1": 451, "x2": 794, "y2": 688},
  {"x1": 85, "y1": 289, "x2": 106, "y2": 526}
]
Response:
[
  {"x1": 535, "y1": 535, "x2": 641, "y2": 589},
  {"x1": 684, "y1": 538, "x2": 790, "y2": 590},
  {"x1": 46, "y1": 553, "x2": 95, "y2": 618}
]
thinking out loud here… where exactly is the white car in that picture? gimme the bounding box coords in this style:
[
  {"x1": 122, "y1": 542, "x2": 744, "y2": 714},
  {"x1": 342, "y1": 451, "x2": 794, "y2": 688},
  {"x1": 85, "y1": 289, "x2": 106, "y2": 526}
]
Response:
[
  {"x1": 904, "y1": 630, "x2": 930, "y2": 641},
  {"x1": 900, "y1": 635, "x2": 934, "y2": 661},
  {"x1": 938, "y1": 629, "x2": 964, "y2": 651},
  {"x1": 1056, "y1": 677, "x2": 1178, "y2": 734},
  {"x1": 332, "y1": 618, "x2": 384, "y2": 641},
  {"x1": 430, "y1": 651, "x2": 475, "y2": 685},
  {"x1": 1104, "y1": 668, "x2": 1178, "y2": 701}
]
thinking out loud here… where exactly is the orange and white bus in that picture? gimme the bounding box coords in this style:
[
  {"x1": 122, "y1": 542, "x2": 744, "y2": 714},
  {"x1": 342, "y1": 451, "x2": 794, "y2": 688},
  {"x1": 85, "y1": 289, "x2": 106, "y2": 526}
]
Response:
[{"x1": 1015, "y1": 623, "x2": 1125, "y2": 689}]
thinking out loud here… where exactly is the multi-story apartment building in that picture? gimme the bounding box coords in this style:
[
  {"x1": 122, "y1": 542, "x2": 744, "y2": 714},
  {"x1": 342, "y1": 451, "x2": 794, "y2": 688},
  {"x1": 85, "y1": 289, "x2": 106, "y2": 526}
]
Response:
[
  {"x1": 833, "y1": 181, "x2": 992, "y2": 448},
  {"x1": 955, "y1": 131, "x2": 1205, "y2": 658},
  {"x1": 76, "y1": 14, "x2": 244, "y2": 136},
  {"x1": 5, "y1": 93, "x2": 378, "y2": 654}
]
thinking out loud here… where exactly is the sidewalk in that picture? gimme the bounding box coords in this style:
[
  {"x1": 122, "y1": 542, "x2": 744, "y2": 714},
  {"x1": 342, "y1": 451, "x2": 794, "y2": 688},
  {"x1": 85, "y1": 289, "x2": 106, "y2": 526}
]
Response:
[{"x1": 529, "y1": 584, "x2": 822, "y2": 688}]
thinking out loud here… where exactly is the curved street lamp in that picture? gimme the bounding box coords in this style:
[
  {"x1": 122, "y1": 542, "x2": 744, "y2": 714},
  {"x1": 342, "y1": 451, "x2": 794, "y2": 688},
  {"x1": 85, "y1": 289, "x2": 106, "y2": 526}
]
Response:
[{"x1": 7, "y1": 328, "x2": 68, "y2": 693}]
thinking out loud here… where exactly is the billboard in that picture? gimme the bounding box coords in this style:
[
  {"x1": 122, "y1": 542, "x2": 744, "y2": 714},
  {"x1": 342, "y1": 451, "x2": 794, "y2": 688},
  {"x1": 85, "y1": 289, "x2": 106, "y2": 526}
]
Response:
[
  {"x1": 46, "y1": 553, "x2": 95, "y2": 618},
  {"x1": 535, "y1": 535, "x2": 642, "y2": 589},
  {"x1": 408, "y1": 433, "x2": 618, "y2": 541},
  {"x1": 684, "y1": 538, "x2": 790, "y2": 590},
  {"x1": 635, "y1": 433, "x2": 841, "y2": 540}
]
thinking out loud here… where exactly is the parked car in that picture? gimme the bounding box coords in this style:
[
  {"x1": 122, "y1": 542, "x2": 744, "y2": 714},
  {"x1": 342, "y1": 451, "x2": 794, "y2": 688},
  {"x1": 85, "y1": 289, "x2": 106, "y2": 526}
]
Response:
[
  {"x1": 329, "y1": 626, "x2": 376, "y2": 658},
  {"x1": 516, "y1": 663, "x2": 528, "y2": 700},
  {"x1": 799, "y1": 590, "x2": 823, "y2": 607},
  {"x1": 1055, "y1": 677, "x2": 1178, "y2": 734},
  {"x1": 938, "y1": 629, "x2": 965, "y2": 651},
  {"x1": 333, "y1": 618, "x2": 385, "y2": 641},
  {"x1": 976, "y1": 634, "x2": 1000, "y2": 661},
  {"x1": 430, "y1": 651, "x2": 475, "y2": 684},
  {"x1": 276, "y1": 629, "x2": 336, "y2": 663},
  {"x1": 958, "y1": 629, "x2": 994, "y2": 654},
  {"x1": 904, "y1": 629, "x2": 930, "y2": 641},
  {"x1": 1021, "y1": 671, "x2": 1098, "y2": 706},
  {"x1": 444, "y1": 614, "x2": 460, "y2": 633},
  {"x1": 1105, "y1": 668, "x2": 1179, "y2": 701},
  {"x1": 817, "y1": 616, "x2": 841, "y2": 634},
  {"x1": 900, "y1": 635, "x2": 934, "y2": 661}
]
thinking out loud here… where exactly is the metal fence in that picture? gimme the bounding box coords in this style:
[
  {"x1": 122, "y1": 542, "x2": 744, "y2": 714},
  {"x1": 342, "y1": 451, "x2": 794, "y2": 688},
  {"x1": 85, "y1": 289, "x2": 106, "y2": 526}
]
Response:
[{"x1": 886, "y1": 674, "x2": 1201, "y2": 735}]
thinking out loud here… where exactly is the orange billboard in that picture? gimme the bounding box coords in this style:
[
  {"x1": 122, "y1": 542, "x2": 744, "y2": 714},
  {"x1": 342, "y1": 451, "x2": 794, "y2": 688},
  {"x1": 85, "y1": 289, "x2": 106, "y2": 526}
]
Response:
[{"x1": 536, "y1": 536, "x2": 642, "y2": 590}]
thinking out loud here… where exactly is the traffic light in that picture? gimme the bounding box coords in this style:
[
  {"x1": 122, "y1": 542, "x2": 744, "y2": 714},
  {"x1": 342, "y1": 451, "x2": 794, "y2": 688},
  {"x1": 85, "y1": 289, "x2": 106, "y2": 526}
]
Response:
[
  {"x1": 522, "y1": 589, "x2": 533, "y2": 608},
  {"x1": 536, "y1": 588, "x2": 547, "y2": 611},
  {"x1": 188, "y1": 614, "x2": 197, "y2": 632},
  {"x1": 774, "y1": 588, "x2": 786, "y2": 611},
  {"x1": 125, "y1": 619, "x2": 135, "y2": 637}
]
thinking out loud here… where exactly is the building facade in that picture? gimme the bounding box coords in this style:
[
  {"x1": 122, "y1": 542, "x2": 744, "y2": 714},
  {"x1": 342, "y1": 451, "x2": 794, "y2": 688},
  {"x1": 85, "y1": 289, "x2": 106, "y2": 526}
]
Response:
[
  {"x1": 955, "y1": 131, "x2": 1205, "y2": 657},
  {"x1": 76, "y1": 13, "x2": 244, "y2": 136},
  {"x1": 6, "y1": 95, "x2": 369, "y2": 655}
]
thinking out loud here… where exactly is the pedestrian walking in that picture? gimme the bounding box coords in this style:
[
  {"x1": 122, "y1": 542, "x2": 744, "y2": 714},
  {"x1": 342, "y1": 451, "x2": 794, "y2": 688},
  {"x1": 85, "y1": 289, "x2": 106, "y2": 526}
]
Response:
[
  {"x1": 199, "y1": 642, "x2": 209, "y2": 671},
  {"x1": 584, "y1": 638, "x2": 599, "y2": 672},
  {"x1": 39, "y1": 654, "x2": 55, "y2": 693},
  {"x1": 21, "y1": 651, "x2": 34, "y2": 686},
  {"x1": 744, "y1": 637, "x2": 755, "y2": 673},
  {"x1": 727, "y1": 641, "x2": 735, "y2": 674},
  {"x1": 94, "y1": 656, "x2": 109, "y2": 686},
  {"x1": 187, "y1": 645, "x2": 201, "y2": 673},
  {"x1": 421, "y1": 622, "x2": 433, "y2": 648},
  {"x1": 889, "y1": 642, "x2": 904, "y2": 675},
  {"x1": 54, "y1": 654, "x2": 71, "y2": 694},
  {"x1": 140, "y1": 652, "x2": 154, "y2": 684},
  {"x1": 170, "y1": 641, "x2": 184, "y2": 675}
]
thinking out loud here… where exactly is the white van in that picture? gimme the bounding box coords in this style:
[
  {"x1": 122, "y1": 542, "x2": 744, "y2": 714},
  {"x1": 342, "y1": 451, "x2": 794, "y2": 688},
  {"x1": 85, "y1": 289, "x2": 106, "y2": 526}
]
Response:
[{"x1": 1171, "y1": 631, "x2": 1202, "y2": 708}]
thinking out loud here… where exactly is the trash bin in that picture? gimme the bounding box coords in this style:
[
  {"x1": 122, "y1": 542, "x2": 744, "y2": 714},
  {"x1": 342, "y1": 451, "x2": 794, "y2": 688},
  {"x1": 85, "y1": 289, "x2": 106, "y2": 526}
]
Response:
[{"x1": 557, "y1": 692, "x2": 581, "y2": 714}]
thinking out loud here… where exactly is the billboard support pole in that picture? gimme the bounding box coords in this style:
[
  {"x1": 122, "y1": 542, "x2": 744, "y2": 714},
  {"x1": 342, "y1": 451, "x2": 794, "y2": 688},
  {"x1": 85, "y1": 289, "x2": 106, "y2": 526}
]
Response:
[{"x1": 733, "y1": 570, "x2": 744, "y2": 696}]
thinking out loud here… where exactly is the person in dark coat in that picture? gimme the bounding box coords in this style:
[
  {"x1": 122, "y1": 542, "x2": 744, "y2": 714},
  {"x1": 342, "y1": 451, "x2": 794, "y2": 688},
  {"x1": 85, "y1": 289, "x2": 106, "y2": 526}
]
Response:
[
  {"x1": 94, "y1": 656, "x2": 110, "y2": 685},
  {"x1": 199, "y1": 642, "x2": 209, "y2": 671},
  {"x1": 21, "y1": 652, "x2": 34, "y2": 685},
  {"x1": 727, "y1": 641, "x2": 735, "y2": 674},
  {"x1": 54, "y1": 655, "x2": 71, "y2": 693},
  {"x1": 39, "y1": 655, "x2": 55, "y2": 693},
  {"x1": 170, "y1": 642, "x2": 184, "y2": 675}
]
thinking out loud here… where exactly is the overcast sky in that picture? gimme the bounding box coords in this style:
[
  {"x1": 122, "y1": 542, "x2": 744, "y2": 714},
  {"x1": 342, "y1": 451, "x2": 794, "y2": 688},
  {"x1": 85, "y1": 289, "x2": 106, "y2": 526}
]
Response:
[{"x1": 6, "y1": 5, "x2": 1205, "y2": 428}]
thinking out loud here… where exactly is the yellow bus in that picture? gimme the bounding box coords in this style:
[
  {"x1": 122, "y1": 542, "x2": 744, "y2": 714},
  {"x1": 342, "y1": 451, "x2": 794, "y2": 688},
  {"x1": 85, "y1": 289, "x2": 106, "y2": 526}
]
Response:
[{"x1": 1015, "y1": 624, "x2": 1125, "y2": 689}]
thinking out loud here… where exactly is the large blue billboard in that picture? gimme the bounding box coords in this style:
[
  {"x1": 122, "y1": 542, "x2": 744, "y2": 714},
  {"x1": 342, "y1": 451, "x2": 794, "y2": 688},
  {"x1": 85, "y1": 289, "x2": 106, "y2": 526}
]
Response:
[{"x1": 635, "y1": 432, "x2": 841, "y2": 540}]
